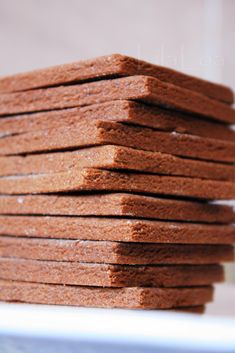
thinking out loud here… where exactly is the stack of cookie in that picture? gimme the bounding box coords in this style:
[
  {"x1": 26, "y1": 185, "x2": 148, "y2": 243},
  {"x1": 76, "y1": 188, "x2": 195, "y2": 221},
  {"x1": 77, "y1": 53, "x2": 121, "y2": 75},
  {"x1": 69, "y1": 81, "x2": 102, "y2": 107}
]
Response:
[{"x1": 0, "y1": 54, "x2": 234, "y2": 313}]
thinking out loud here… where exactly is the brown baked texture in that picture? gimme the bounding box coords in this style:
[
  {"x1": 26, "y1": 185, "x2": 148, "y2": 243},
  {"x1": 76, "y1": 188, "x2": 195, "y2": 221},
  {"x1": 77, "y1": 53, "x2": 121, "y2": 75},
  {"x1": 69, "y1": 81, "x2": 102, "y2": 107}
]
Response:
[
  {"x1": 1, "y1": 216, "x2": 234, "y2": 244},
  {"x1": 0, "y1": 76, "x2": 235, "y2": 123},
  {"x1": 0, "y1": 168, "x2": 234, "y2": 199},
  {"x1": 0, "y1": 280, "x2": 214, "y2": 308},
  {"x1": 0, "y1": 257, "x2": 223, "y2": 287},
  {"x1": 1, "y1": 236, "x2": 233, "y2": 265},
  {"x1": 1, "y1": 101, "x2": 234, "y2": 142},
  {"x1": 0, "y1": 54, "x2": 232, "y2": 104},
  {"x1": 1, "y1": 145, "x2": 235, "y2": 182},
  {"x1": 0, "y1": 55, "x2": 233, "y2": 312},
  {"x1": 0, "y1": 193, "x2": 234, "y2": 223},
  {"x1": 2, "y1": 121, "x2": 235, "y2": 164},
  {"x1": 173, "y1": 306, "x2": 205, "y2": 314}
]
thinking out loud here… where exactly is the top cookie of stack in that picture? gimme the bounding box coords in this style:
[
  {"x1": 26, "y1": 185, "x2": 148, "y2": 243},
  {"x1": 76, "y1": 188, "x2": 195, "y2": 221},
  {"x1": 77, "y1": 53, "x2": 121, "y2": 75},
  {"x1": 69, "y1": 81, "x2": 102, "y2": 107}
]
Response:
[{"x1": 0, "y1": 54, "x2": 234, "y2": 312}]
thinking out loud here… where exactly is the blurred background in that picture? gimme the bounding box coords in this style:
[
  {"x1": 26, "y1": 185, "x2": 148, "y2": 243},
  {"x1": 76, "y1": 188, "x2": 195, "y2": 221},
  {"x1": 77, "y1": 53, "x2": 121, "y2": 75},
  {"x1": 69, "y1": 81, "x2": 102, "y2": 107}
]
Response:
[{"x1": 0, "y1": 0, "x2": 234, "y2": 281}]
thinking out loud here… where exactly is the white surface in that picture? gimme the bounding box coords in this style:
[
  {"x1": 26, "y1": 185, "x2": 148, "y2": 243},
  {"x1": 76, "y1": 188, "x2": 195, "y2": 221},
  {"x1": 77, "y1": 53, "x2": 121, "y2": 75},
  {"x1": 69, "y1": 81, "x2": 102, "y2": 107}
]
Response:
[
  {"x1": 0, "y1": 285, "x2": 235, "y2": 353},
  {"x1": 0, "y1": 304, "x2": 235, "y2": 353}
]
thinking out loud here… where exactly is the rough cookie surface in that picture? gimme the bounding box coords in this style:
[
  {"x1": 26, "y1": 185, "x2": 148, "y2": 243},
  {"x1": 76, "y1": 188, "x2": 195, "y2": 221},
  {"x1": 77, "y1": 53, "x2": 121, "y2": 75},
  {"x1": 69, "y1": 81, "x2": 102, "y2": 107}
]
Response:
[
  {"x1": 0, "y1": 216, "x2": 234, "y2": 244},
  {"x1": 0, "y1": 236, "x2": 233, "y2": 264},
  {"x1": 0, "y1": 280, "x2": 214, "y2": 308},
  {"x1": 0, "y1": 168, "x2": 234, "y2": 200},
  {"x1": 0, "y1": 193, "x2": 234, "y2": 223},
  {"x1": 0, "y1": 76, "x2": 235, "y2": 123},
  {"x1": 1, "y1": 101, "x2": 234, "y2": 142},
  {"x1": 0, "y1": 54, "x2": 232, "y2": 104}
]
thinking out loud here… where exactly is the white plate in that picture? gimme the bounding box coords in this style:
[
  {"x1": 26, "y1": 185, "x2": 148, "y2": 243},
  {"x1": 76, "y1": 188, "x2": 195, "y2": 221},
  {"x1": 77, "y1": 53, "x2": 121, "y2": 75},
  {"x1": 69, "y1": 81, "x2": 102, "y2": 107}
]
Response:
[{"x1": 0, "y1": 300, "x2": 235, "y2": 353}]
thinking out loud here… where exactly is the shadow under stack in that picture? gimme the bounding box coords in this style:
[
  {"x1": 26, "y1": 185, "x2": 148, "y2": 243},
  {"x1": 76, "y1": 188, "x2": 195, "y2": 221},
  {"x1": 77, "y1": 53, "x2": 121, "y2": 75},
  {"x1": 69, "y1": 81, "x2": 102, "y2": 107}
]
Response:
[{"x1": 0, "y1": 54, "x2": 234, "y2": 313}]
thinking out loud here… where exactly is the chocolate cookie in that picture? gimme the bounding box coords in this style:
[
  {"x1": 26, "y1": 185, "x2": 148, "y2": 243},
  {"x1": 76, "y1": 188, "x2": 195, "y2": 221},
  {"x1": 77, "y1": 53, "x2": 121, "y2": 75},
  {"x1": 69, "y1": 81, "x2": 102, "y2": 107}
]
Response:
[
  {"x1": 1, "y1": 236, "x2": 233, "y2": 264},
  {"x1": 0, "y1": 258, "x2": 223, "y2": 287},
  {"x1": 0, "y1": 280, "x2": 214, "y2": 308},
  {"x1": 1, "y1": 216, "x2": 234, "y2": 244},
  {"x1": 0, "y1": 54, "x2": 232, "y2": 103},
  {"x1": 1, "y1": 121, "x2": 234, "y2": 163},
  {"x1": 1, "y1": 101, "x2": 234, "y2": 142},
  {"x1": 0, "y1": 193, "x2": 234, "y2": 223},
  {"x1": 0, "y1": 168, "x2": 234, "y2": 199},
  {"x1": 0, "y1": 76, "x2": 234, "y2": 123},
  {"x1": 173, "y1": 306, "x2": 205, "y2": 314},
  {"x1": 1, "y1": 145, "x2": 234, "y2": 181}
]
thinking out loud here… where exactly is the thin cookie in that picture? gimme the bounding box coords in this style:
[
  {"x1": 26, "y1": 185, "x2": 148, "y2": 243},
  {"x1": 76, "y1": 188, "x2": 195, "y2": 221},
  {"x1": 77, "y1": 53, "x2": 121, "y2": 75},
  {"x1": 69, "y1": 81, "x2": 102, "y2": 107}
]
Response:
[
  {"x1": 0, "y1": 236, "x2": 233, "y2": 264},
  {"x1": 0, "y1": 216, "x2": 234, "y2": 244},
  {"x1": 0, "y1": 54, "x2": 232, "y2": 103},
  {"x1": 0, "y1": 280, "x2": 214, "y2": 309}
]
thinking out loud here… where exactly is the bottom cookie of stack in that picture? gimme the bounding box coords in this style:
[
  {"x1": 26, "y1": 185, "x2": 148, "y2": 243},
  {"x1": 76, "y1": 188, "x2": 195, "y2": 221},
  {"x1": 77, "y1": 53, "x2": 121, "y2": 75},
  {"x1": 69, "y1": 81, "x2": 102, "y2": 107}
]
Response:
[{"x1": 0, "y1": 280, "x2": 213, "y2": 310}]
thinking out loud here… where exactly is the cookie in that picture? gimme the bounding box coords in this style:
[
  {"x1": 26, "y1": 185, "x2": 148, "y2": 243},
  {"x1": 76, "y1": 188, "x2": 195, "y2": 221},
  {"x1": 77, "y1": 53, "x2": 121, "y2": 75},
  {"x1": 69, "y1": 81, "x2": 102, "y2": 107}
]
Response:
[
  {"x1": 1, "y1": 145, "x2": 235, "y2": 182},
  {"x1": 1, "y1": 121, "x2": 234, "y2": 164},
  {"x1": 1, "y1": 216, "x2": 234, "y2": 244},
  {"x1": 0, "y1": 258, "x2": 223, "y2": 287},
  {"x1": 1, "y1": 236, "x2": 233, "y2": 264},
  {"x1": 173, "y1": 306, "x2": 205, "y2": 314},
  {"x1": 1, "y1": 101, "x2": 234, "y2": 142},
  {"x1": 0, "y1": 168, "x2": 234, "y2": 199},
  {"x1": 0, "y1": 76, "x2": 234, "y2": 123},
  {"x1": 0, "y1": 54, "x2": 232, "y2": 104},
  {"x1": 0, "y1": 280, "x2": 214, "y2": 308},
  {"x1": 0, "y1": 193, "x2": 234, "y2": 223}
]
